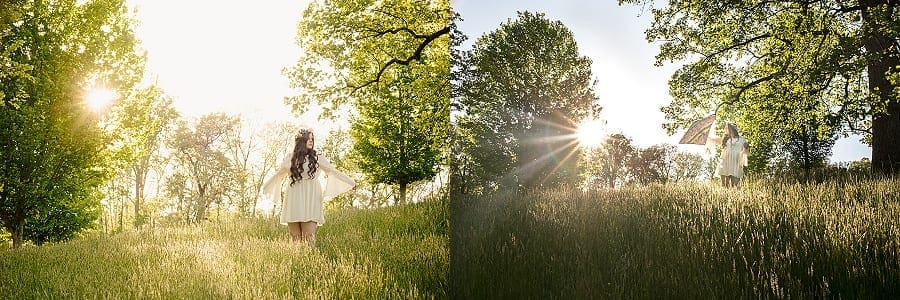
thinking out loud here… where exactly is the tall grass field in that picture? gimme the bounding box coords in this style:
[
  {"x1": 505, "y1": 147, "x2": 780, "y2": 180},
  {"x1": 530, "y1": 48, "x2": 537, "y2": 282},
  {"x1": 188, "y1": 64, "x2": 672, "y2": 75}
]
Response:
[
  {"x1": 0, "y1": 199, "x2": 448, "y2": 299},
  {"x1": 452, "y1": 178, "x2": 900, "y2": 298}
]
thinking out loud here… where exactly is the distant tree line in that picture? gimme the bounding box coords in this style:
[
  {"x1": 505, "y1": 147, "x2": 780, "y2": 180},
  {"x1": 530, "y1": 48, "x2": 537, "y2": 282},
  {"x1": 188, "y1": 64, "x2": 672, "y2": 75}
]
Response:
[{"x1": 580, "y1": 134, "x2": 708, "y2": 188}]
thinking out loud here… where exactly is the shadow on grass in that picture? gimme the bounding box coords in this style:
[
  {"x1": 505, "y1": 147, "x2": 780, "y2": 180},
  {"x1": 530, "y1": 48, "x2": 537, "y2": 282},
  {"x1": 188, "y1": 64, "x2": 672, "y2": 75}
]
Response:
[{"x1": 451, "y1": 180, "x2": 900, "y2": 298}]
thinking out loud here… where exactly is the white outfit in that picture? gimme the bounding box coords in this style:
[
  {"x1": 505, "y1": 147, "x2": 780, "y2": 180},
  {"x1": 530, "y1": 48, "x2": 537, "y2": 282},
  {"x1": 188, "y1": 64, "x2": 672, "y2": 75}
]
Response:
[
  {"x1": 260, "y1": 153, "x2": 355, "y2": 225},
  {"x1": 716, "y1": 136, "x2": 748, "y2": 178}
]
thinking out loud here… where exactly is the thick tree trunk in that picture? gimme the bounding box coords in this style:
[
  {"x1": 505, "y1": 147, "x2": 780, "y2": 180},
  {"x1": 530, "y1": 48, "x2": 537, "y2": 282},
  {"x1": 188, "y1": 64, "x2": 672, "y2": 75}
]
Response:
[
  {"x1": 10, "y1": 220, "x2": 24, "y2": 248},
  {"x1": 871, "y1": 95, "x2": 900, "y2": 175},
  {"x1": 862, "y1": 0, "x2": 900, "y2": 175}
]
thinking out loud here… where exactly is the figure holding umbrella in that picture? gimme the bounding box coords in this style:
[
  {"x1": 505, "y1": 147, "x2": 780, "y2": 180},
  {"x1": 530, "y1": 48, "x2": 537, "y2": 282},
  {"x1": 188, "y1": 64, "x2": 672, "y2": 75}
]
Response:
[
  {"x1": 707, "y1": 122, "x2": 749, "y2": 188},
  {"x1": 679, "y1": 112, "x2": 749, "y2": 188}
]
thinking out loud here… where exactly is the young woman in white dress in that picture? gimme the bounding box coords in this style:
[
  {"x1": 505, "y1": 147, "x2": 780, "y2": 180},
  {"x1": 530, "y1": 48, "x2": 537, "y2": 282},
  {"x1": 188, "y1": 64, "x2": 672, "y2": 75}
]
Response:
[
  {"x1": 708, "y1": 123, "x2": 749, "y2": 188},
  {"x1": 260, "y1": 128, "x2": 355, "y2": 246}
]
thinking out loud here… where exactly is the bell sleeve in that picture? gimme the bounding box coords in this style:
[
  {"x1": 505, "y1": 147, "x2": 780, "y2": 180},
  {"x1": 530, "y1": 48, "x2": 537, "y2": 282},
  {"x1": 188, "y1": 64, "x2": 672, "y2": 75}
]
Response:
[
  {"x1": 259, "y1": 154, "x2": 291, "y2": 207},
  {"x1": 705, "y1": 127, "x2": 722, "y2": 154},
  {"x1": 740, "y1": 138, "x2": 750, "y2": 167},
  {"x1": 317, "y1": 155, "x2": 356, "y2": 199}
]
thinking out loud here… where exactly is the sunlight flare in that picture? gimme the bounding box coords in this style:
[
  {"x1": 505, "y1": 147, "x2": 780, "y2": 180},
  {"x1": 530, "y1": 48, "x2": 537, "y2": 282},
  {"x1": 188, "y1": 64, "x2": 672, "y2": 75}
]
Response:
[
  {"x1": 85, "y1": 87, "x2": 116, "y2": 111},
  {"x1": 577, "y1": 119, "x2": 605, "y2": 148}
]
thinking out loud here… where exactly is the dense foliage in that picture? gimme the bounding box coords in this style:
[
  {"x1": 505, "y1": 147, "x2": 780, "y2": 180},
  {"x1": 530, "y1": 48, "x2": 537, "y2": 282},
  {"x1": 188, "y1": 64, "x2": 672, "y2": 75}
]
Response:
[
  {"x1": 0, "y1": 0, "x2": 142, "y2": 247},
  {"x1": 350, "y1": 71, "x2": 447, "y2": 203},
  {"x1": 284, "y1": 0, "x2": 452, "y2": 118},
  {"x1": 453, "y1": 12, "x2": 600, "y2": 192},
  {"x1": 619, "y1": 0, "x2": 900, "y2": 174}
]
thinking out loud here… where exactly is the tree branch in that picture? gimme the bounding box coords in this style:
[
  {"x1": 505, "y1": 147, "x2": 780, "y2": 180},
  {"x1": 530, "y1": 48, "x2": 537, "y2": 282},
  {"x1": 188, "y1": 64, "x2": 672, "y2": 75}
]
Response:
[
  {"x1": 733, "y1": 72, "x2": 777, "y2": 99},
  {"x1": 372, "y1": 7, "x2": 410, "y2": 28},
  {"x1": 833, "y1": 3, "x2": 862, "y2": 13},
  {"x1": 349, "y1": 26, "x2": 450, "y2": 93},
  {"x1": 703, "y1": 34, "x2": 773, "y2": 61},
  {"x1": 360, "y1": 26, "x2": 433, "y2": 40}
]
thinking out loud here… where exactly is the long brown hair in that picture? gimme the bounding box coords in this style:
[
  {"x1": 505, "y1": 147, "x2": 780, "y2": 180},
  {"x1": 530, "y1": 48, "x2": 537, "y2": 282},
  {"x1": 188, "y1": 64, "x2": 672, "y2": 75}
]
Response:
[
  {"x1": 722, "y1": 123, "x2": 740, "y2": 147},
  {"x1": 289, "y1": 129, "x2": 318, "y2": 185}
]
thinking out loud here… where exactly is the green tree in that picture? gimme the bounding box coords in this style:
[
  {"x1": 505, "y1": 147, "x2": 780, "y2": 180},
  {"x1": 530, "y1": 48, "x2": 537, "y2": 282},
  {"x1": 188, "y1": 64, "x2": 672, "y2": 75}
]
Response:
[
  {"x1": 166, "y1": 114, "x2": 238, "y2": 223},
  {"x1": 670, "y1": 151, "x2": 706, "y2": 182},
  {"x1": 350, "y1": 71, "x2": 447, "y2": 204},
  {"x1": 582, "y1": 134, "x2": 636, "y2": 189},
  {"x1": 0, "y1": 0, "x2": 142, "y2": 247},
  {"x1": 620, "y1": 0, "x2": 900, "y2": 174},
  {"x1": 253, "y1": 121, "x2": 295, "y2": 216},
  {"x1": 455, "y1": 11, "x2": 599, "y2": 190},
  {"x1": 284, "y1": 0, "x2": 452, "y2": 118},
  {"x1": 771, "y1": 120, "x2": 839, "y2": 179},
  {"x1": 104, "y1": 85, "x2": 179, "y2": 227},
  {"x1": 319, "y1": 128, "x2": 391, "y2": 209},
  {"x1": 222, "y1": 117, "x2": 262, "y2": 217},
  {"x1": 629, "y1": 144, "x2": 676, "y2": 185}
]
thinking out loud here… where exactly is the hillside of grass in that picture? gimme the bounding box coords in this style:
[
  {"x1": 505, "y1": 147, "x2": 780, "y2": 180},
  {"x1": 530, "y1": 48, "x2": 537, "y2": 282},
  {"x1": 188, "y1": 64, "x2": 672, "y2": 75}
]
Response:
[
  {"x1": 0, "y1": 199, "x2": 448, "y2": 299},
  {"x1": 451, "y1": 178, "x2": 900, "y2": 298}
]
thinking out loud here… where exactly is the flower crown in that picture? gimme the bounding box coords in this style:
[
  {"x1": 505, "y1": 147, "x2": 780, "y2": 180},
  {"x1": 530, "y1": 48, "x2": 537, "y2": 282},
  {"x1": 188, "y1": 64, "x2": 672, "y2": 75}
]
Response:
[{"x1": 296, "y1": 128, "x2": 313, "y2": 140}]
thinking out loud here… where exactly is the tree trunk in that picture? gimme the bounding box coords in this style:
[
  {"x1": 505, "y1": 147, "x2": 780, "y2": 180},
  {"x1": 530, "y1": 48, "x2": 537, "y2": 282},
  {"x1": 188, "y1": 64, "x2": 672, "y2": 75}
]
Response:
[
  {"x1": 862, "y1": 0, "x2": 900, "y2": 175},
  {"x1": 10, "y1": 220, "x2": 24, "y2": 248},
  {"x1": 133, "y1": 169, "x2": 144, "y2": 228},
  {"x1": 369, "y1": 185, "x2": 379, "y2": 207},
  {"x1": 253, "y1": 175, "x2": 265, "y2": 217},
  {"x1": 399, "y1": 183, "x2": 407, "y2": 204},
  {"x1": 118, "y1": 193, "x2": 125, "y2": 232},
  {"x1": 196, "y1": 183, "x2": 206, "y2": 223},
  {"x1": 608, "y1": 176, "x2": 614, "y2": 189},
  {"x1": 271, "y1": 198, "x2": 277, "y2": 219},
  {"x1": 802, "y1": 130, "x2": 810, "y2": 180}
]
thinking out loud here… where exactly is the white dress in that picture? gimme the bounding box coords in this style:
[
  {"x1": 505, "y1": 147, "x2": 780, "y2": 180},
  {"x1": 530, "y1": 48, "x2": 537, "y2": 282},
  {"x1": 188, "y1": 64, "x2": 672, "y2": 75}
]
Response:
[
  {"x1": 716, "y1": 136, "x2": 748, "y2": 178},
  {"x1": 260, "y1": 153, "x2": 356, "y2": 225}
]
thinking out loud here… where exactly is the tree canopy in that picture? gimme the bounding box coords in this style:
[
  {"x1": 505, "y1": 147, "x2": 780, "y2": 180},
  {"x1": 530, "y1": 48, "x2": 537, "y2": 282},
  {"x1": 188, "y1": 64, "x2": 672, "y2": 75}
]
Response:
[
  {"x1": 0, "y1": 0, "x2": 142, "y2": 247},
  {"x1": 284, "y1": 0, "x2": 452, "y2": 118},
  {"x1": 103, "y1": 85, "x2": 179, "y2": 227},
  {"x1": 350, "y1": 69, "x2": 448, "y2": 203},
  {"x1": 619, "y1": 0, "x2": 900, "y2": 174},
  {"x1": 166, "y1": 114, "x2": 239, "y2": 224},
  {"x1": 453, "y1": 11, "x2": 599, "y2": 191}
]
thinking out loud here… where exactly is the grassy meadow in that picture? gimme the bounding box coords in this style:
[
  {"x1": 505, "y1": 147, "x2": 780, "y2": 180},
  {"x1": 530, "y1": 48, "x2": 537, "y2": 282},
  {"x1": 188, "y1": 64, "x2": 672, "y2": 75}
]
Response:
[
  {"x1": 0, "y1": 198, "x2": 448, "y2": 299},
  {"x1": 451, "y1": 178, "x2": 900, "y2": 298}
]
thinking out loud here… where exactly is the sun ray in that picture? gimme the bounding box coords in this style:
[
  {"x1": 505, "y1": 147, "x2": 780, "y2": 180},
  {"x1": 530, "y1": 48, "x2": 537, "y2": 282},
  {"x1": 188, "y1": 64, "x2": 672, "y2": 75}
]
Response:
[
  {"x1": 538, "y1": 139, "x2": 583, "y2": 186},
  {"x1": 512, "y1": 138, "x2": 581, "y2": 184},
  {"x1": 532, "y1": 117, "x2": 578, "y2": 132},
  {"x1": 521, "y1": 134, "x2": 580, "y2": 144}
]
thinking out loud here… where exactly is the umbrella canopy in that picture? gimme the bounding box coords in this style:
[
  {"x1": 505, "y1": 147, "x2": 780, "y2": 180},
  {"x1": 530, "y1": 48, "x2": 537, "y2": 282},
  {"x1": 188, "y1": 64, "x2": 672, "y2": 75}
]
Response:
[{"x1": 679, "y1": 114, "x2": 716, "y2": 145}]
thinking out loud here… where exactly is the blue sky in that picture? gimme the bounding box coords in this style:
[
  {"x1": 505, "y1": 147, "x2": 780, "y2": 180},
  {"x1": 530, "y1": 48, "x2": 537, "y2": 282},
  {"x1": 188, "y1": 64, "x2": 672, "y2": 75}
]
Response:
[{"x1": 453, "y1": 0, "x2": 871, "y2": 162}]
